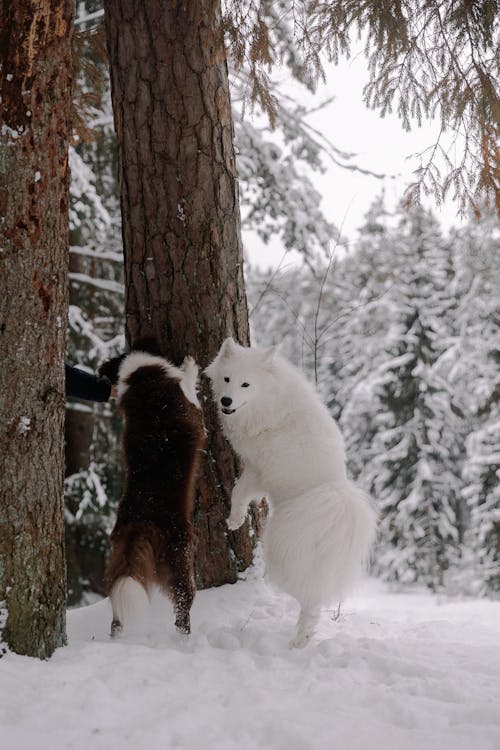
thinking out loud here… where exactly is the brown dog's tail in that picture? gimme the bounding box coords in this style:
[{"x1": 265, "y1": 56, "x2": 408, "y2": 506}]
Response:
[
  {"x1": 106, "y1": 526, "x2": 158, "y2": 635},
  {"x1": 109, "y1": 576, "x2": 150, "y2": 635}
]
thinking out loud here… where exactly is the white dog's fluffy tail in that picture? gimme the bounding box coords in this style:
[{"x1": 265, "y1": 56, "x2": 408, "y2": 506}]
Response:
[
  {"x1": 263, "y1": 481, "x2": 377, "y2": 610},
  {"x1": 110, "y1": 576, "x2": 150, "y2": 628}
]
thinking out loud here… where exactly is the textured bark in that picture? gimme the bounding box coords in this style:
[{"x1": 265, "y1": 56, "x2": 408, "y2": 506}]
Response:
[
  {"x1": 65, "y1": 407, "x2": 95, "y2": 477},
  {"x1": 0, "y1": 0, "x2": 73, "y2": 657},
  {"x1": 104, "y1": 0, "x2": 263, "y2": 587}
]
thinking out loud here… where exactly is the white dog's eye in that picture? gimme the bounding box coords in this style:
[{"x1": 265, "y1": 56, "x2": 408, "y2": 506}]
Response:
[
  {"x1": 224, "y1": 376, "x2": 230, "y2": 383},
  {"x1": 241, "y1": 382, "x2": 250, "y2": 388}
]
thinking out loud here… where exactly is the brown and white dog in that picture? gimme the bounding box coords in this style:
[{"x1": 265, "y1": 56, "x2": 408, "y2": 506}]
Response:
[{"x1": 99, "y1": 342, "x2": 205, "y2": 637}]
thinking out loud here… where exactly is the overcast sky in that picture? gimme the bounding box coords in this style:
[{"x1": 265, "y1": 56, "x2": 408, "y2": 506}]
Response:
[{"x1": 242, "y1": 51, "x2": 464, "y2": 270}]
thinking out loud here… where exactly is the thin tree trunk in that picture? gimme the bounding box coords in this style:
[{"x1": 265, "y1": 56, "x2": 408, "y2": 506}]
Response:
[
  {"x1": 0, "y1": 0, "x2": 73, "y2": 657},
  {"x1": 104, "y1": 0, "x2": 261, "y2": 586}
]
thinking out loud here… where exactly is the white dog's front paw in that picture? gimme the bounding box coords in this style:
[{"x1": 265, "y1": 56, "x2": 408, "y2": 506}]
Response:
[
  {"x1": 181, "y1": 355, "x2": 197, "y2": 374},
  {"x1": 226, "y1": 512, "x2": 246, "y2": 531}
]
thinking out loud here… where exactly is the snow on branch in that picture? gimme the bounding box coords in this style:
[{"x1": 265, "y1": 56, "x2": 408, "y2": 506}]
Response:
[
  {"x1": 70, "y1": 246, "x2": 123, "y2": 264},
  {"x1": 69, "y1": 273, "x2": 124, "y2": 296}
]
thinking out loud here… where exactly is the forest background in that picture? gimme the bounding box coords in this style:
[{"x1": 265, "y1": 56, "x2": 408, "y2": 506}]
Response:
[{"x1": 64, "y1": 0, "x2": 499, "y2": 606}]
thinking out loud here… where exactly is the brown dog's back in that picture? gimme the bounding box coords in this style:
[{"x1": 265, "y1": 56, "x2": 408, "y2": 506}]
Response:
[{"x1": 101, "y1": 350, "x2": 205, "y2": 636}]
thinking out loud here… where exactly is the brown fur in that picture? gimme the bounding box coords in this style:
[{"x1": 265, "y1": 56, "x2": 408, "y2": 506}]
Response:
[{"x1": 101, "y1": 351, "x2": 205, "y2": 636}]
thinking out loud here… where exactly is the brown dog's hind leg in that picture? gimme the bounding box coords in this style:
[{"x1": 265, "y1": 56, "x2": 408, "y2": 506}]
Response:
[
  {"x1": 111, "y1": 617, "x2": 123, "y2": 638},
  {"x1": 172, "y1": 574, "x2": 195, "y2": 634},
  {"x1": 158, "y1": 543, "x2": 195, "y2": 634}
]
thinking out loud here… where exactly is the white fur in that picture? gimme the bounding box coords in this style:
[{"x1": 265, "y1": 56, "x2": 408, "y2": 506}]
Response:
[
  {"x1": 117, "y1": 351, "x2": 200, "y2": 408},
  {"x1": 179, "y1": 355, "x2": 201, "y2": 408},
  {"x1": 109, "y1": 576, "x2": 150, "y2": 629},
  {"x1": 206, "y1": 338, "x2": 377, "y2": 647}
]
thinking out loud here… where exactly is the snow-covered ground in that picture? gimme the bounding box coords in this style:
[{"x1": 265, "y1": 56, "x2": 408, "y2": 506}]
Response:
[{"x1": 2, "y1": 556, "x2": 500, "y2": 750}]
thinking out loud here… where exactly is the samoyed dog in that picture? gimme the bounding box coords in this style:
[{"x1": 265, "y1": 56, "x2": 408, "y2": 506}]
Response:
[{"x1": 206, "y1": 338, "x2": 377, "y2": 647}]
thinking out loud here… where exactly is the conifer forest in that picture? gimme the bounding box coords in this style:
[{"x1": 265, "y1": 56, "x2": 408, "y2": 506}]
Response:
[
  {"x1": 64, "y1": 1, "x2": 499, "y2": 603},
  {"x1": 1, "y1": 1, "x2": 498, "y2": 667}
]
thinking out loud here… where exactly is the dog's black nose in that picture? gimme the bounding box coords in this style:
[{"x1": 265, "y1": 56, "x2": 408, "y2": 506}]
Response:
[{"x1": 221, "y1": 397, "x2": 232, "y2": 407}]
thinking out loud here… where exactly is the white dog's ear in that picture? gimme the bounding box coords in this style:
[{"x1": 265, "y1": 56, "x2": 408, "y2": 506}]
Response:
[
  {"x1": 204, "y1": 349, "x2": 218, "y2": 378},
  {"x1": 261, "y1": 345, "x2": 279, "y2": 366},
  {"x1": 204, "y1": 360, "x2": 216, "y2": 379},
  {"x1": 204, "y1": 338, "x2": 238, "y2": 379},
  {"x1": 219, "y1": 337, "x2": 238, "y2": 359}
]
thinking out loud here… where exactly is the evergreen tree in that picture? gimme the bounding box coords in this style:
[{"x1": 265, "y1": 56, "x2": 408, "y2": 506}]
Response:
[
  {"x1": 360, "y1": 206, "x2": 462, "y2": 588},
  {"x1": 0, "y1": 0, "x2": 74, "y2": 658},
  {"x1": 454, "y1": 211, "x2": 500, "y2": 593}
]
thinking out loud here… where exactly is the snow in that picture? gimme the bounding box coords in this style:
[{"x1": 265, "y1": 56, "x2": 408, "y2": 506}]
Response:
[
  {"x1": 1, "y1": 123, "x2": 24, "y2": 141},
  {"x1": 2, "y1": 561, "x2": 499, "y2": 750},
  {"x1": 16, "y1": 416, "x2": 31, "y2": 435},
  {"x1": 75, "y1": 7, "x2": 104, "y2": 26}
]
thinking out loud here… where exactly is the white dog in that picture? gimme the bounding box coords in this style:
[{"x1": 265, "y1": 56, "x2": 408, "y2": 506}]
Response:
[{"x1": 206, "y1": 338, "x2": 377, "y2": 647}]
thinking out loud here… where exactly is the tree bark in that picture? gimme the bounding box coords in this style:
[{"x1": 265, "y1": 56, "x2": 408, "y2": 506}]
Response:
[
  {"x1": 104, "y1": 0, "x2": 262, "y2": 587},
  {"x1": 0, "y1": 0, "x2": 73, "y2": 657}
]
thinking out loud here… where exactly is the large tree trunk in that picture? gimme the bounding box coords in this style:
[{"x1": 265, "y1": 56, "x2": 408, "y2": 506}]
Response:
[
  {"x1": 104, "y1": 0, "x2": 262, "y2": 586},
  {"x1": 0, "y1": 0, "x2": 73, "y2": 657}
]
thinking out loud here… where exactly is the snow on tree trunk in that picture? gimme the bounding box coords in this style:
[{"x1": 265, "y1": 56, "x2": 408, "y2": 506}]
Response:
[
  {"x1": 104, "y1": 0, "x2": 261, "y2": 587},
  {"x1": 0, "y1": 0, "x2": 73, "y2": 657}
]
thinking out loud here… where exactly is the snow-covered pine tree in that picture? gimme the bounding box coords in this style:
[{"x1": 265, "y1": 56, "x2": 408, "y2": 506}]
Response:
[
  {"x1": 331, "y1": 196, "x2": 397, "y2": 460},
  {"x1": 453, "y1": 211, "x2": 500, "y2": 594},
  {"x1": 235, "y1": 110, "x2": 338, "y2": 262},
  {"x1": 362, "y1": 205, "x2": 462, "y2": 589}
]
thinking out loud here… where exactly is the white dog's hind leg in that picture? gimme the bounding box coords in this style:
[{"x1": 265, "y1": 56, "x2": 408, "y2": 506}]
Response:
[
  {"x1": 227, "y1": 465, "x2": 264, "y2": 530},
  {"x1": 290, "y1": 605, "x2": 321, "y2": 649}
]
